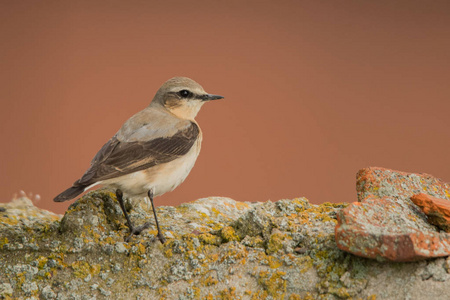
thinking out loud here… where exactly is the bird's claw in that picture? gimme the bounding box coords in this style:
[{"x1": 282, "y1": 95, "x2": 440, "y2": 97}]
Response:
[
  {"x1": 156, "y1": 232, "x2": 166, "y2": 244},
  {"x1": 124, "y1": 222, "x2": 152, "y2": 242}
]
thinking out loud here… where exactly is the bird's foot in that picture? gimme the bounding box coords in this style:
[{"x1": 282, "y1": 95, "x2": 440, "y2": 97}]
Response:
[
  {"x1": 116, "y1": 189, "x2": 152, "y2": 242},
  {"x1": 155, "y1": 231, "x2": 166, "y2": 244},
  {"x1": 116, "y1": 188, "x2": 165, "y2": 244},
  {"x1": 150, "y1": 231, "x2": 166, "y2": 244},
  {"x1": 124, "y1": 221, "x2": 152, "y2": 243}
]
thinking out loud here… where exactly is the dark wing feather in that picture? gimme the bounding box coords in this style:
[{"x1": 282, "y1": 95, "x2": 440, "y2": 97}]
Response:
[{"x1": 74, "y1": 122, "x2": 199, "y2": 186}]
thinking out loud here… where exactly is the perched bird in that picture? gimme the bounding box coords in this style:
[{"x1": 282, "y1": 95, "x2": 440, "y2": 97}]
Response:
[{"x1": 54, "y1": 77, "x2": 224, "y2": 243}]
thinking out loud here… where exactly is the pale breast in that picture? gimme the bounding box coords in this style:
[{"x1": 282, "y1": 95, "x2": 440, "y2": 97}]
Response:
[{"x1": 144, "y1": 136, "x2": 202, "y2": 196}]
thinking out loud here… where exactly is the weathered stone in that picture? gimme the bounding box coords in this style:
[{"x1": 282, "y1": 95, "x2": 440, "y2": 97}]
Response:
[
  {"x1": 0, "y1": 283, "x2": 13, "y2": 298},
  {"x1": 411, "y1": 193, "x2": 450, "y2": 232},
  {"x1": 336, "y1": 167, "x2": 450, "y2": 262},
  {"x1": 336, "y1": 196, "x2": 450, "y2": 261},
  {"x1": 1, "y1": 187, "x2": 450, "y2": 299},
  {"x1": 0, "y1": 196, "x2": 61, "y2": 227},
  {"x1": 356, "y1": 167, "x2": 450, "y2": 202},
  {"x1": 233, "y1": 201, "x2": 275, "y2": 240}
]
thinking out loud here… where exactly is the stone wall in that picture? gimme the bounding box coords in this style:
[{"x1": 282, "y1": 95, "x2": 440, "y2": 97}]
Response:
[{"x1": 1, "y1": 168, "x2": 450, "y2": 299}]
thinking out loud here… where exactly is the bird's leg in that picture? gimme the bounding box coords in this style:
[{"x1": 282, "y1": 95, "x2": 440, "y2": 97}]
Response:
[
  {"x1": 115, "y1": 189, "x2": 133, "y2": 230},
  {"x1": 115, "y1": 189, "x2": 151, "y2": 242},
  {"x1": 148, "y1": 189, "x2": 166, "y2": 244}
]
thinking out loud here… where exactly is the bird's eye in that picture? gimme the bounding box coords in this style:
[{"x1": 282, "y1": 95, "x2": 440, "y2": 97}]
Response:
[{"x1": 178, "y1": 90, "x2": 192, "y2": 98}]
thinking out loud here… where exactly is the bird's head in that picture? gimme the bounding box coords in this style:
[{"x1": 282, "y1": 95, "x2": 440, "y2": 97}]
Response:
[{"x1": 151, "y1": 77, "x2": 224, "y2": 120}]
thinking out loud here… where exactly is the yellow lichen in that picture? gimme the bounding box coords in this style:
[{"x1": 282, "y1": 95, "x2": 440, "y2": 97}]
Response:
[
  {"x1": 332, "y1": 287, "x2": 351, "y2": 298},
  {"x1": 37, "y1": 256, "x2": 48, "y2": 269},
  {"x1": 267, "y1": 256, "x2": 283, "y2": 269},
  {"x1": 294, "y1": 256, "x2": 314, "y2": 273},
  {"x1": 235, "y1": 201, "x2": 250, "y2": 210},
  {"x1": 71, "y1": 261, "x2": 101, "y2": 278},
  {"x1": 258, "y1": 270, "x2": 287, "y2": 299},
  {"x1": 205, "y1": 294, "x2": 214, "y2": 300},
  {"x1": 243, "y1": 236, "x2": 265, "y2": 248},
  {"x1": 0, "y1": 237, "x2": 9, "y2": 249},
  {"x1": 299, "y1": 293, "x2": 315, "y2": 300},
  {"x1": 15, "y1": 272, "x2": 26, "y2": 287},
  {"x1": 164, "y1": 247, "x2": 173, "y2": 258},
  {"x1": 218, "y1": 287, "x2": 237, "y2": 300},
  {"x1": 157, "y1": 287, "x2": 169, "y2": 299},
  {"x1": 211, "y1": 207, "x2": 222, "y2": 216},
  {"x1": 136, "y1": 242, "x2": 146, "y2": 255},
  {"x1": 220, "y1": 244, "x2": 248, "y2": 264},
  {"x1": 209, "y1": 253, "x2": 219, "y2": 263},
  {"x1": 0, "y1": 216, "x2": 19, "y2": 226},
  {"x1": 203, "y1": 275, "x2": 218, "y2": 286},
  {"x1": 199, "y1": 232, "x2": 221, "y2": 246},
  {"x1": 220, "y1": 226, "x2": 240, "y2": 242},
  {"x1": 266, "y1": 232, "x2": 288, "y2": 255},
  {"x1": 251, "y1": 291, "x2": 268, "y2": 299},
  {"x1": 191, "y1": 286, "x2": 201, "y2": 298}
]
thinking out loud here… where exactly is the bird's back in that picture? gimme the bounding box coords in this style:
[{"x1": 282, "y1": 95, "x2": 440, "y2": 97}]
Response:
[{"x1": 54, "y1": 105, "x2": 200, "y2": 202}]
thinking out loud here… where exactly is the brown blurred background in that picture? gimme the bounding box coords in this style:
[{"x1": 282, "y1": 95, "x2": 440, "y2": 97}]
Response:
[{"x1": 1, "y1": 1, "x2": 450, "y2": 214}]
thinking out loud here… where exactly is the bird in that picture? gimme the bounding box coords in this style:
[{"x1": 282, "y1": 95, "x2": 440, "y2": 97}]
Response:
[{"x1": 54, "y1": 77, "x2": 224, "y2": 243}]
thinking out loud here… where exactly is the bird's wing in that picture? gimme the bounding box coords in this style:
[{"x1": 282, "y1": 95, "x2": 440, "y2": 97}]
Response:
[{"x1": 74, "y1": 121, "x2": 199, "y2": 186}]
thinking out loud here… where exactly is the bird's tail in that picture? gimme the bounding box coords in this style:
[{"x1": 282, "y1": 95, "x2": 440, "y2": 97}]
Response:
[{"x1": 54, "y1": 185, "x2": 86, "y2": 202}]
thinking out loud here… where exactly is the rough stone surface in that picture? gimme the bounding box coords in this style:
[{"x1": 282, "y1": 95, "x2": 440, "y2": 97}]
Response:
[
  {"x1": 411, "y1": 193, "x2": 450, "y2": 232},
  {"x1": 336, "y1": 196, "x2": 450, "y2": 261},
  {"x1": 356, "y1": 167, "x2": 450, "y2": 202},
  {"x1": 336, "y1": 167, "x2": 450, "y2": 262},
  {"x1": 0, "y1": 185, "x2": 450, "y2": 299}
]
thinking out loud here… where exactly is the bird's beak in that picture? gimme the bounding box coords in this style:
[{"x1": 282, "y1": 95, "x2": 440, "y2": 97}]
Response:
[{"x1": 201, "y1": 94, "x2": 224, "y2": 101}]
